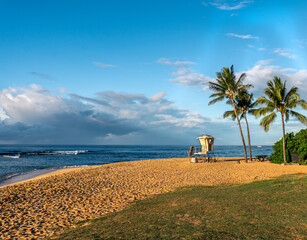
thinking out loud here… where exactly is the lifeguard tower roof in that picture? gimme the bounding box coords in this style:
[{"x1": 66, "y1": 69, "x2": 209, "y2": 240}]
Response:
[{"x1": 197, "y1": 135, "x2": 214, "y2": 139}]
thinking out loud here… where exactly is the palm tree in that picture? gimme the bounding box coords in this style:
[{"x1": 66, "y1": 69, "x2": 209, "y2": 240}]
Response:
[
  {"x1": 208, "y1": 65, "x2": 253, "y2": 162},
  {"x1": 224, "y1": 91, "x2": 257, "y2": 161},
  {"x1": 255, "y1": 76, "x2": 307, "y2": 164}
]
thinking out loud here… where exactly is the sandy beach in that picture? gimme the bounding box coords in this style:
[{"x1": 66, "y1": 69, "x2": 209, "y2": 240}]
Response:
[{"x1": 1, "y1": 158, "x2": 307, "y2": 239}]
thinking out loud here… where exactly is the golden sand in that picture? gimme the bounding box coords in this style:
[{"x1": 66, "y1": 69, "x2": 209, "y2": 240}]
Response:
[{"x1": 1, "y1": 158, "x2": 307, "y2": 239}]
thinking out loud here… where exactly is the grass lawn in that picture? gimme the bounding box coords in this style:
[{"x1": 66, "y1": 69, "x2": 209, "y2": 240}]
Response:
[{"x1": 51, "y1": 174, "x2": 307, "y2": 240}]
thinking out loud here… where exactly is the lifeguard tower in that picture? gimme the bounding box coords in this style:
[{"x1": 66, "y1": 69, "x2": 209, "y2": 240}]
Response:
[{"x1": 188, "y1": 135, "x2": 216, "y2": 163}]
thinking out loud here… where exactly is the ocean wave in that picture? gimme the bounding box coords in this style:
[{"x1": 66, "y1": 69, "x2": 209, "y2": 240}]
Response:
[
  {"x1": 3, "y1": 154, "x2": 20, "y2": 158},
  {"x1": 40, "y1": 150, "x2": 88, "y2": 155},
  {"x1": 3, "y1": 172, "x2": 21, "y2": 179},
  {"x1": 57, "y1": 165, "x2": 90, "y2": 169},
  {"x1": 1, "y1": 150, "x2": 89, "y2": 156}
]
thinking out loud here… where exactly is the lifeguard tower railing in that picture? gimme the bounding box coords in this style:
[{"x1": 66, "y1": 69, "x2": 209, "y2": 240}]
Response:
[
  {"x1": 193, "y1": 147, "x2": 215, "y2": 156},
  {"x1": 189, "y1": 146, "x2": 216, "y2": 157}
]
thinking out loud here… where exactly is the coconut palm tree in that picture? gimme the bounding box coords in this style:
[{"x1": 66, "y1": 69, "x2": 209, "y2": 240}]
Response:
[
  {"x1": 255, "y1": 76, "x2": 307, "y2": 164},
  {"x1": 224, "y1": 91, "x2": 257, "y2": 161},
  {"x1": 208, "y1": 65, "x2": 253, "y2": 162}
]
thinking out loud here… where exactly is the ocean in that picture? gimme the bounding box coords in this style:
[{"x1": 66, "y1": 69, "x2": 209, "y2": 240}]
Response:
[{"x1": 0, "y1": 145, "x2": 273, "y2": 186}]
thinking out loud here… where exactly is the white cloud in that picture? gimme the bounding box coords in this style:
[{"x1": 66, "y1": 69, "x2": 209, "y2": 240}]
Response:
[
  {"x1": 250, "y1": 47, "x2": 297, "y2": 59},
  {"x1": 0, "y1": 84, "x2": 69, "y2": 124},
  {"x1": 169, "y1": 72, "x2": 212, "y2": 89},
  {"x1": 227, "y1": 33, "x2": 259, "y2": 39},
  {"x1": 239, "y1": 60, "x2": 307, "y2": 94},
  {"x1": 204, "y1": 0, "x2": 254, "y2": 10},
  {"x1": 151, "y1": 91, "x2": 166, "y2": 101},
  {"x1": 257, "y1": 59, "x2": 273, "y2": 65},
  {"x1": 171, "y1": 68, "x2": 190, "y2": 76},
  {"x1": 93, "y1": 61, "x2": 117, "y2": 68},
  {"x1": 157, "y1": 58, "x2": 195, "y2": 66},
  {"x1": 157, "y1": 58, "x2": 213, "y2": 89},
  {"x1": 0, "y1": 107, "x2": 9, "y2": 121},
  {"x1": 152, "y1": 113, "x2": 206, "y2": 128},
  {"x1": 273, "y1": 48, "x2": 297, "y2": 59}
]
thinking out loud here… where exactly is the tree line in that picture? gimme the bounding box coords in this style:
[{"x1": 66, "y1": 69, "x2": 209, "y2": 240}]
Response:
[{"x1": 208, "y1": 65, "x2": 307, "y2": 164}]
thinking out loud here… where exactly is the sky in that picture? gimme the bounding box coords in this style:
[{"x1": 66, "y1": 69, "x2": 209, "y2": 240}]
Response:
[{"x1": 0, "y1": 0, "x2": 306, "y2": 145}]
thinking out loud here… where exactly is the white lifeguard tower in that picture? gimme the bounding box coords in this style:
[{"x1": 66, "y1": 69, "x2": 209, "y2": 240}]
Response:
[
  {"x1": 188, "y1": 135, "x2": 216, "y2": 163},
  {"x1": 197, "y1": 135, "x2": 214, "y2": 155}
]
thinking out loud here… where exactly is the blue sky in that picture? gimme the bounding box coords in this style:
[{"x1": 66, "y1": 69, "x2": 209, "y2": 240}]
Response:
[{"x1": 0, "y1": 0, "x2": 306, "y2": 145}]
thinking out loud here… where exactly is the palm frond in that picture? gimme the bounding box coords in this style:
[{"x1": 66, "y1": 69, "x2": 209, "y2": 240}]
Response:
[
  {"x1": 254, "y1": 107, "x2": 275, "y2": 117},
  {"x1": 225, "y1": 99, "x2": 233, "y2": 105},
  {"x1": 296, "y1": 100, "x2": 307, "y2": 110},
  {"x1": 284, "y1": 86, "x2": 299, "y2": 104},
  {"x1": 289, "y1": 110, "x2": 307, "y2": 125},
  {"x1": 223, "y1": 110, "x2": 237, "y2": 121},
  {"x1": 255, "y1": 96, "x2": 275, "y2": 107},
  {"x1": 208, "y1": 96, "x2": 225, "y2": 105},
  {"x1": 235, "y1": 73, "x2": 246, "y2": 88},
  {"x1": 280, "y1": 79, "x2": 287, "y2": 100},
  {"x1": 208, "y1": 81, "x2": 225, "y2": 92},
  {"x1": 209, "y1": 92, "x2": 225, "y2": 98},
  {"x1": 248, "y1": 108, "x2": 258, "y2": 116},
  {"x1": 250, "y1": 100, "x2": 257, "y2": 108},
  {"x1": 259, "y1": 112, "x2": 277, "y2": 132},
  {"x1": 285, "y1": 110, "x2": 290, "y2": 122}
]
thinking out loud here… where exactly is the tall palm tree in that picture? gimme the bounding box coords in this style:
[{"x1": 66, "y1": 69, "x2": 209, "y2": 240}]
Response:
[
  {"x1": 255, "y1": 76, "x2": 307, "y2": 164},
  {"x1": 224, "y1": 91, "x2": 257, "y2": 161},
  {"x1": 208, "y1": 65, "x2": 253, "y2": 162}
]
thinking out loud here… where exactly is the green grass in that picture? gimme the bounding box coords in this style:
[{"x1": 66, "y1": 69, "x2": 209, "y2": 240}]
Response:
[{"x1": 52, "y1": 174, "x2": 307, "y2": 240}]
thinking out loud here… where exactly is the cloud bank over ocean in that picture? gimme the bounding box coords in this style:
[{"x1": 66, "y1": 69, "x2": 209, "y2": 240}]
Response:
[{"x1": 0, "y1": 84, "x2": 210, "y2": 144}]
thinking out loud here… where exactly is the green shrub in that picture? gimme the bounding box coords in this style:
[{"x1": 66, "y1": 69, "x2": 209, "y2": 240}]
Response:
[
  {"x1": 269, "y1": 129, "x2": 307, "y2": 164},
  {"x1": 294, "y1": 129, "x2": 307, "y2": 160},
  {"x1": 269, "y1": 133, "x2": 294, "y2": 163}
]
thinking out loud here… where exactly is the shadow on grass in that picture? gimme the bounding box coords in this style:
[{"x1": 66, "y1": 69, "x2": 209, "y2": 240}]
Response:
[{"x1": 50, "y1": 174, "x2": 307, "y2": 240}]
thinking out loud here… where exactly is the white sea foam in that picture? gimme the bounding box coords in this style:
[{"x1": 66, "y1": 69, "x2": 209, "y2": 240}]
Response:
[
  {"x1": 3, "y1": 154, "x2": 20, "y2": 158},
  {"x1": 40, "y1": 150, "x2": 89, "y2": 155}
]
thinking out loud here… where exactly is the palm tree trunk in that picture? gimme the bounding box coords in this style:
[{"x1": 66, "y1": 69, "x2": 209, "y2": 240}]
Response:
[
  {"x1": 281, "y1": 113, "x2": 287, "y2": 164},
  {"x1": 231, "y1": 98, "x2": 248, "y2": 162},
  {"x1": 244, "y1": 113, "x2": 252, "y2": 161}
]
